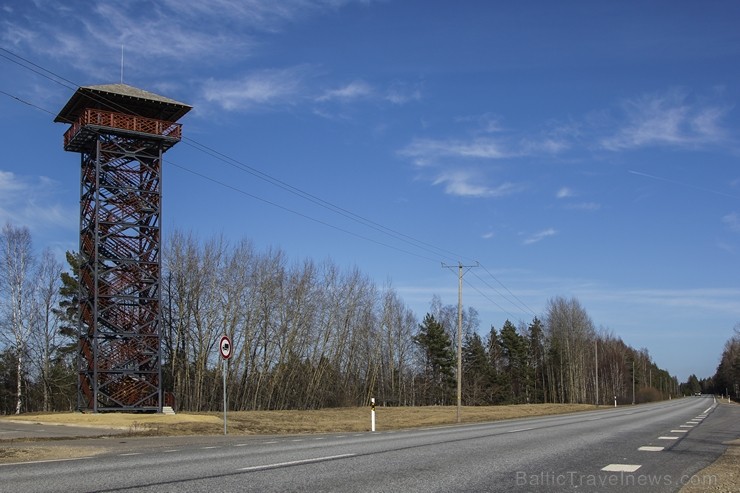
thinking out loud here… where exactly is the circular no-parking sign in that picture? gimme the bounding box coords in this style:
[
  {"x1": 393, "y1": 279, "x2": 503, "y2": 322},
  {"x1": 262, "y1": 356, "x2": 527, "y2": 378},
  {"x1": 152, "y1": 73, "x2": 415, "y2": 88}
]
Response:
[{"x1": 219, "y1": 335, "x2": 232, "y2": 360}]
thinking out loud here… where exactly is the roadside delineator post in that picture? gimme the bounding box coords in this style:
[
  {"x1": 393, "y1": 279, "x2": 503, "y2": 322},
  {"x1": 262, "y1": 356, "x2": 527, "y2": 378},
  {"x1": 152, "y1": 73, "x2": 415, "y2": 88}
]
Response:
[
  {"x1": 613, "y1": 395, "x2": 617, "y2": 408},
  {"x1": 371, "y1": 398, "x2": 376, "y2": 432}
]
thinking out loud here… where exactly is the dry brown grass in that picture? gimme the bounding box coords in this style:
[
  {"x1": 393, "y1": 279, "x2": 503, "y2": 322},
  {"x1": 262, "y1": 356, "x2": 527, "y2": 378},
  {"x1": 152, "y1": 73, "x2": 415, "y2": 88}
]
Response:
[
  {"x1": 2, "y1": 404, "x2": 598, "y2": 436},
  {"x1": 0, "y1": 445, "x2": 105, "y2": 463}
]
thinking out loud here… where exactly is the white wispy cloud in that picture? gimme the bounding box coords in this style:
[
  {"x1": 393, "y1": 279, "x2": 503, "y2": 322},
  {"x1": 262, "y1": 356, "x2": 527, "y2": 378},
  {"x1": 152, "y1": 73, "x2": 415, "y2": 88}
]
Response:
[
  {"x1": 202, "y1": 66, "x2": 312, "y2": 111},
  {"x1": 523, "y1": 228, "x2": 557, "y2": 245},
  {"x1": 317, "y1": 80, "x2": 375, "y2": 102},
  {"x1": 399, "y1": 137, "x2": 513, "y2": 167},
  {"x1": 3, "y1": 0, "x2": 368, "y2": 77},
  {"x1": 556, "y1": 187, "x2": 574, "y2": 199},
  {"x1": 432, "y1": 170, "x2": 521, "y2": 198},
  {"x1": 722, "y1": 212, "x2": 740, "y2": 233},
  {"x1": 317, "y1": 79, "x2": 421, "y2": 105},
  {"x1": 600, "y1": 90, "x2": 730, "y2": 151},
  {"x1": 384, "y1": 81, "x2": 422, "y2": 104},
  {"x1": 398, "y1": 114, "x2": 571, "y2": 199},
  {"x1": 0, "y1": 171, "x2": 76, "y2": 233}
]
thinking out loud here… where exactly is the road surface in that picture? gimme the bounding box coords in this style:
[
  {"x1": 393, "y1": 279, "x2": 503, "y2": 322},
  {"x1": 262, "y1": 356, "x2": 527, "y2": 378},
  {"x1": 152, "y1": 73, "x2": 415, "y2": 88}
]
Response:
[{"x1": 1, "y1": 397, "x2": 736, "y2": 492}]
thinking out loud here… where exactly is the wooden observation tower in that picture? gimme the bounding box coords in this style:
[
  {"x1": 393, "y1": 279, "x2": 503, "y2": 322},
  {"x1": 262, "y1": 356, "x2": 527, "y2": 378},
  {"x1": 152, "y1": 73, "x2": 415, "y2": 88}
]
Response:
[{"x1": 56, "y1": 84, "x2": 191, "y2": 412}]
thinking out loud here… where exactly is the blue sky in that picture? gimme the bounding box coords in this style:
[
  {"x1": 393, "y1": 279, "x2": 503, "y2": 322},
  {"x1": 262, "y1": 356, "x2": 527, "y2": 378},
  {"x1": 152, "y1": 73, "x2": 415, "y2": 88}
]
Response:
[{"x1": 1, "y1": 0, "x2": 739, "y2": 382}]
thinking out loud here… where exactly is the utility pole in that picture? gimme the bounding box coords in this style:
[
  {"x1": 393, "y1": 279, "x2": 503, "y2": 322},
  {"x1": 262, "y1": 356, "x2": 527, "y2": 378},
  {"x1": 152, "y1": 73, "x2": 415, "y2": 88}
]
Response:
[
  {"x1": 632, "y1": 360, "x2": 635, "y2": 405},
  {"x1": 595, "y1": 339, "x2": 599, "y2": 406},
  {"x1": 442, "y1": 262, "x2": 478, "y2": 423}
]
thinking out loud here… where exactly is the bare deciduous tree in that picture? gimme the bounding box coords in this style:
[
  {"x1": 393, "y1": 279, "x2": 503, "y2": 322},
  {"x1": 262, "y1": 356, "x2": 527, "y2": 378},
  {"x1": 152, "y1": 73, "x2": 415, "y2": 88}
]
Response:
[{"x1": 0, "y1": 223, "x2": 34, "y2": 414}]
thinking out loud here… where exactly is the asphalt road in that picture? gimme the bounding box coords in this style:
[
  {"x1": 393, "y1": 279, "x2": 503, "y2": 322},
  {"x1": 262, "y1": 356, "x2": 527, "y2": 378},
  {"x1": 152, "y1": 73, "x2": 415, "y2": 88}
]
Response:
[{"x1": 1, "y1": 397, "x2": 736, "y2": 493}]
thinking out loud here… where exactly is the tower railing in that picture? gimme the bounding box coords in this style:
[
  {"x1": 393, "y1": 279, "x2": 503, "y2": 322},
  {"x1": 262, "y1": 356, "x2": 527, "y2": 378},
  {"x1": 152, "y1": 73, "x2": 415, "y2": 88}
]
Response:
[{"x1": 64, "y1": 108, "x2": 182, "y2": 150}]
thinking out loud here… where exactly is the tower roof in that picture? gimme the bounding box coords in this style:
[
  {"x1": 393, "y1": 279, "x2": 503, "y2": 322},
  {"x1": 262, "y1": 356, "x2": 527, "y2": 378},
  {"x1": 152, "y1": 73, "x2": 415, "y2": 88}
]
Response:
[{"x1": 55, "y1": 83, "x2": 192, "y2": 124}]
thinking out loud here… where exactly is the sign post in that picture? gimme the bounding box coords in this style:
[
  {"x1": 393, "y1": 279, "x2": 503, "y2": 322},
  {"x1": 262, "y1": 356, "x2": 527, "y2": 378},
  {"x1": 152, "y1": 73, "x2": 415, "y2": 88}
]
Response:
[{"x1": 219, "y1": 335, "x2": 232, "y2": 435}]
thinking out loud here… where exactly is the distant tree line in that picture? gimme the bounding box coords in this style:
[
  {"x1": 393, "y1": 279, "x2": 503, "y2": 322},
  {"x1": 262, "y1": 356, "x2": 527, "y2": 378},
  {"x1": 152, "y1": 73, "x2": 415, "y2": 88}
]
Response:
[
  {"x1": 684, "y1": 327, "x2": 740, "y2": 399},
  {"x1": 0, "y1": 225, "x2": 690, "y2": 414}
]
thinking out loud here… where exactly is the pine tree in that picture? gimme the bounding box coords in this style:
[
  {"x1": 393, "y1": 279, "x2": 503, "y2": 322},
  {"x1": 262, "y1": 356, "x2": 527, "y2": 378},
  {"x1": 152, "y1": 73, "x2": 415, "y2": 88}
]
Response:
[
  {"x1": 414, "y1": 314, "x2": 455, "y2": 405},
  {"x1": 462, "y1": 332, "x2": 490, "y2": 405}
]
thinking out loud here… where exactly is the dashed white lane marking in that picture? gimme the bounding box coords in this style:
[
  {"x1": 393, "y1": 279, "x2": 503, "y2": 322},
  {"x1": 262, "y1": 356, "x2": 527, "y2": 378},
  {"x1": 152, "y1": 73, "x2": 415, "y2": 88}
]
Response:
[
  {"x1": 602, "y1": 464, "x2": 641, "y2": 472},
  {"x1": 671, "y1": 430, "x2": 688, "y2": 433},
  {"x1": 239, "y1": 453, "x2": 356, "y2": 472},
  {"x1": 507, "y1": 428, "x2": 534, "y2": 433},
  {"x1": 639, "y1": 446, "x2": 664, "y2": 451},
  {"x1": 658, "y1": 436, "x2": 679, "y2": 440},
  {"x1": 313, "y1": 437, "x2": 325, "y2": 440},
  {"x1": 680, "y1": 424, "x2": 694, "y2": 428},
  {"x1": 163, "y1": 449, "x2": 179, "y2": 453},
  {"x1": 119, "y1": 453, "x2": 142, "y2": 456},
  {"x1": 234, "y1": 443, "x2": 249, "y2": 447},
  {"x1": 291, "y1": 439, "x2": 304, "y2": 442},
  {"x1": 262, "y1": 441, "x2": 278, "y2": 444}
]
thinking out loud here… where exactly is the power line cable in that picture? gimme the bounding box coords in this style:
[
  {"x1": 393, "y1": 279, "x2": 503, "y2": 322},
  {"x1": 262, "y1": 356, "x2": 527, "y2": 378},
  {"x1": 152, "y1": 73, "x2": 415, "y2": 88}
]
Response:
[
  {"x1": 0, "y1": 47, "x2": 535, "y2": 315},
  {"x1": 0, "y1": 85, "x2": 444, "y2": 264},
  {"x1": 0, "y1": 45, "x2": 465, "y2": 264},
  {"x1": 166, "y1": 159, "x2": 441, "y2": 263},
  {"x1": 473, "y1": 264, "x2": 539, "y2": 318}
]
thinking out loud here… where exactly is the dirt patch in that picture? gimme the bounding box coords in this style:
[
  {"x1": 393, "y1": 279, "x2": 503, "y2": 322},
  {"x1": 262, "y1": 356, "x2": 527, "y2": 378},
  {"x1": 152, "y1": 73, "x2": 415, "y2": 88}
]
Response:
[{"x1": 0, "y1": 445, "x2": 106, "y2": 464}]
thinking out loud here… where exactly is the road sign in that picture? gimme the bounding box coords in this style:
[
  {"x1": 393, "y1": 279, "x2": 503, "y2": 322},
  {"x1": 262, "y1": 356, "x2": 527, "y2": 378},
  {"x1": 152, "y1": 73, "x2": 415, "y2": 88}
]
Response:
[{"x1": 219, "y1": 335, "x2": 232, "y2": 360}]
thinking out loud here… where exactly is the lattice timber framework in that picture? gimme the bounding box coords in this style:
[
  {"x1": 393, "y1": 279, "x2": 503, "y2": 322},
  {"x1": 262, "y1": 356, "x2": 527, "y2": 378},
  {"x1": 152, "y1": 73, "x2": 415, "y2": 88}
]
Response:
[{"x1": 56, "y1": 84, "x2": 191, "y2": 412}]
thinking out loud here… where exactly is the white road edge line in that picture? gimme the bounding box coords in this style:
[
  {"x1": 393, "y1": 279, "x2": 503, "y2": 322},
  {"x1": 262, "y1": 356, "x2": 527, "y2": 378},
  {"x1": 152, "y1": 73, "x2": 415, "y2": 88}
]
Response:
[
  {"x1": 602, "y1": 464, "x2": 641, "y2": 472},
  {"x1": 0, "y1": 456, "x2": 94, "y2": 467},
  {"x1": 507, "y1": 428, "x2": 534, "y2": 433},
  {"x1": 239, "y1": 453, "x2": 356, "y2": 472}
]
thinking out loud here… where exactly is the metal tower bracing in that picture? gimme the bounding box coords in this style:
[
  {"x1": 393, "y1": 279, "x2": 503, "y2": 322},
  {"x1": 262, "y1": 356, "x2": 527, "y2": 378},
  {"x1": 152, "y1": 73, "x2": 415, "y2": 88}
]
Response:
[{"x1": 56, "y1": 84, "x2": 191, "y2": 412}]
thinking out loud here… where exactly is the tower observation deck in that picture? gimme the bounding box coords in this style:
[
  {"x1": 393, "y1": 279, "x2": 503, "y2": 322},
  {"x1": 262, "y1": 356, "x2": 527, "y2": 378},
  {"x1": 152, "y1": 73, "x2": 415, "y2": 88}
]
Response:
[{"x1": 56, "y1": 84, "x2": 191, "y2": 412}]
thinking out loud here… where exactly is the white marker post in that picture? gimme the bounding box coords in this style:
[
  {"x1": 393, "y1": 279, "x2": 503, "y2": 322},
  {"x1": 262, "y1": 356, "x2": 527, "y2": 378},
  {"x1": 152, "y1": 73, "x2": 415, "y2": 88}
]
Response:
[
  {"x1": 613, "y1": 395, "x2": 617, "y2": 408},
  {"x1": 219, "y1": 335, "x2": 232, "y2": 435},
  {"x1": 370, "y1": 398, "x2": 376, "y2": 432}
]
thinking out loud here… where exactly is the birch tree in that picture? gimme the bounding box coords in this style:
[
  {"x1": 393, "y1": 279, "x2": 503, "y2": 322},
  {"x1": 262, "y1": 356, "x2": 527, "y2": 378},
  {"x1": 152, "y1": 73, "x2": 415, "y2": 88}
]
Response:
[{"x1": 0, "y1": 223, "x2": 34, "y2": 414}]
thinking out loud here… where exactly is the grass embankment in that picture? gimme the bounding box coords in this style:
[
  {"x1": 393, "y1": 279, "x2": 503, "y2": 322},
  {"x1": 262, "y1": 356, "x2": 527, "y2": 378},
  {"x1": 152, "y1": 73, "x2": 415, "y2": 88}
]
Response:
[{"x1": 4, "y1": 403, "x2": 598, "y2": 436}]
